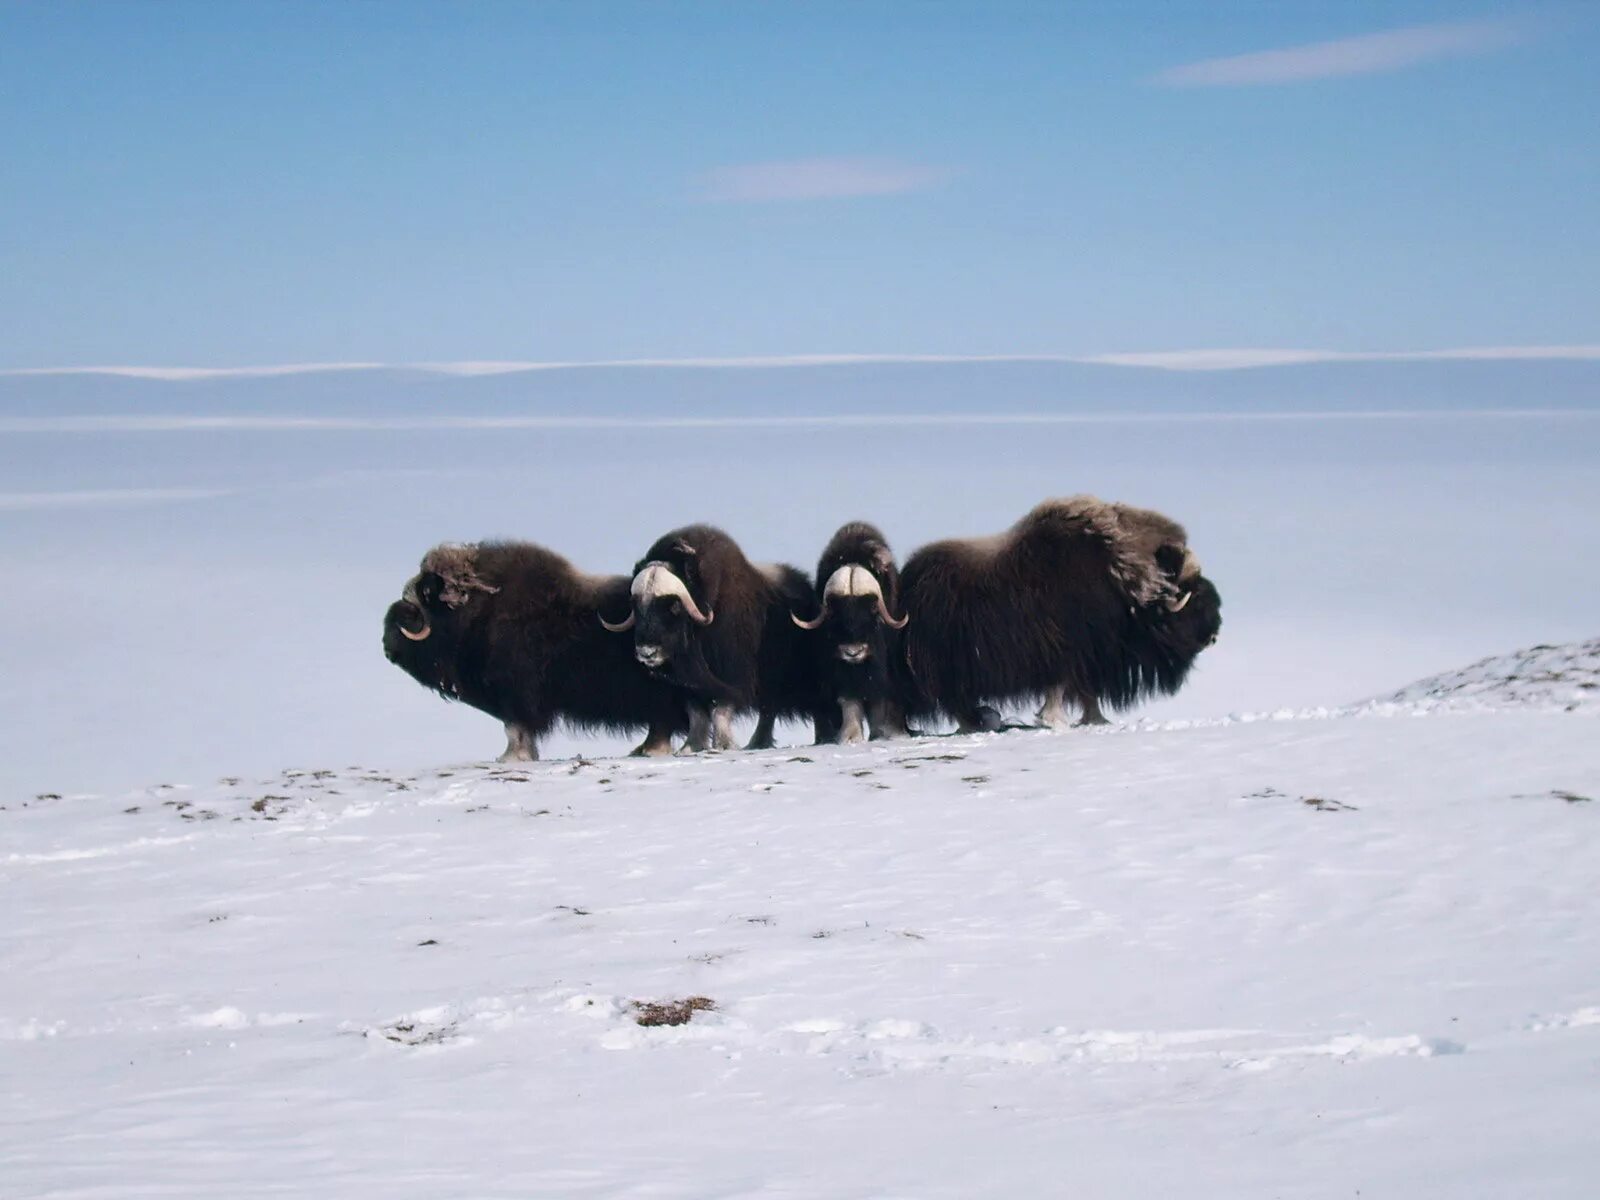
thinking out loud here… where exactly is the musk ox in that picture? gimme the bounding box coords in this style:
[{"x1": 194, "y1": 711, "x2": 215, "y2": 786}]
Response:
[
  {"x1": 792, "y1": 522, "x2": 911, "y2": 744},
  {"x1": 383, "y1": 542, "x2": 686, "y2": 761},
  {"x1": 600, "y1": 524, "x2": 821, "y2": 751},
  {"x1": 896, "y1": 496, "x2": 1221, "y2": 731}
]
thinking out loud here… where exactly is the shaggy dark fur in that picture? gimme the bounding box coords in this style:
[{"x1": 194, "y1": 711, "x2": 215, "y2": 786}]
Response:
[
  {"x1": 804, "y1": 522, "x2": 911, "y2": 744},
  {"x1": 896, "y1": 496, "x2": 1222, "y2": 729},
  {"x1": 615, "y1": 524, "x2": 822, "y2": 749},
  {"x1": 382, "y1": 541, "x2": 685, "y2": 760}
]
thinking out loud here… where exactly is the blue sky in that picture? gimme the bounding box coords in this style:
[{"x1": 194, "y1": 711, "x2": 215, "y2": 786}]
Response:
[{"x1": 1, "y1": 1, "x2": 1595, "y2": 367}]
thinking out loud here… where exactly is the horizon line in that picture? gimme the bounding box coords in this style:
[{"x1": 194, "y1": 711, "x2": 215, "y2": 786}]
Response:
[{"x1": 3, "y1": 345, "x2": 1599, "y2": 381}]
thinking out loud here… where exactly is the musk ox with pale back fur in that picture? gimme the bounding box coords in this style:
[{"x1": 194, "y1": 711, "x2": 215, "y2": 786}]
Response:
[
  {"x1": 896, "y1": 496, "x2": 1221, "y2": 731},
  {"x1": 383, "y1": 541, "x2": 685, "y2": 761},
  {"x1": 792, "y1": 522, "x2": 911, "y2": 744},
  {"x1": 601, "y1": 524, "x2": 822, "y2": 751}
]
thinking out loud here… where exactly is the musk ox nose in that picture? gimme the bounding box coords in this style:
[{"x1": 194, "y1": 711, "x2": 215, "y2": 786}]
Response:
[
  {"x1": 837, "y1": 643, "x2": 871, "y2": 664},
  {"x1": 636, "y1": 645, "x2": 667, "y2": 669}
]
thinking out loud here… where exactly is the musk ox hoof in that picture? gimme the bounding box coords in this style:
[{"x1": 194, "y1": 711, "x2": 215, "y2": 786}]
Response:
[
  {"x1": 629, "y1": 740, "x2": 676, "y2": 758},
  {"x1": 1074, "y1": 713, "x2": 1111, "y2": 727}
]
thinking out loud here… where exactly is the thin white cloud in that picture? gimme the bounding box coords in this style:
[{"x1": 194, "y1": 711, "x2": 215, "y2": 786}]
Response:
[
  {"x1": 0, "y1": 362, "x2": 387, "y2": 381},
  {"x1": 698, "y1": 157, "x2": 951, "y2": 202},
  {"x1": 2, "y1": 411, "x2": 1594, "y2": 437},
  {"x1": 1152, "y1": 19, "x2": 1523, "y2": 87},
  {"x1": 0, "y1": 487, "x2": 236, "y2": 510},
  {"x1": 4, "y1": 346, "x2": 1599, "y2": 380}
]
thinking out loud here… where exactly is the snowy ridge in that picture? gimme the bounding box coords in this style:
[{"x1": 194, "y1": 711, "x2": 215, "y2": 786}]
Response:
[
  {"x1": 1361, "y1": 636, "x2": 1600, "y2": 715},
  {"x1": 3, "y1": 677, "x2": 1598, "y2": 1196}
]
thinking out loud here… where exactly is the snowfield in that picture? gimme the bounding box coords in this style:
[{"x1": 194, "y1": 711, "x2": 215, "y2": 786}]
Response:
[{"x1": 3, "y1": 643, "x2": 1598, "y2": 1198}]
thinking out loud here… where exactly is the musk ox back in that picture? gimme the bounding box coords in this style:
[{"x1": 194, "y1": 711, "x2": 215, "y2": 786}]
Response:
[
  {"x1": 383, "y1": 541, "x2": 684, "y2": 761},
  {"x1": 794, "y1": 522, "x2": 910, "y2": 743},
  {"x1": 602, "y1": 524, "x2": 820, "y2": 751},
  {"x1": 896, "y1": 496, "x2": 1221, "y2": 730}
]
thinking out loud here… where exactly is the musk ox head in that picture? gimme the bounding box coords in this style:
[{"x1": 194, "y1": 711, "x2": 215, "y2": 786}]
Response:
[
  {"x1": 382, "y1": 544, "x2": 501, "y2": 671},
  {"x1": 599, "y1": 542, "x2": 714, "y2": 675},
  {"x1": 1135, "y1": 541, "x2": 1222, "y2": 686},
  {"x1": 791, "y1": 563, "x2": 908, "y2": 663}
]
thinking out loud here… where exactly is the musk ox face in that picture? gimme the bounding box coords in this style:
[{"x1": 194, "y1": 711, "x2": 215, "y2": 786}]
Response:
[
  {"x1": 382, "y1": 571, "x2": 455, "y2": 665},
  {"x1": 601, "y1": 561, "x2": 714, "y2": 676},
  {"x1": 382, "y1": 545, "x2": 501, "y2": 673},
  {"x1": 792, "y1": 564, "x2": 908, "y2": 665},
  {"x1": 1156, "y1": 573, "x2": 1222, "y2": 657}
]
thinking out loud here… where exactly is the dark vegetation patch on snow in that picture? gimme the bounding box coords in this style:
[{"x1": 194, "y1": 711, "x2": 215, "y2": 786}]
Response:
[{"x1": 630, "y1": 996, "x2": 716, "y2": 1027}]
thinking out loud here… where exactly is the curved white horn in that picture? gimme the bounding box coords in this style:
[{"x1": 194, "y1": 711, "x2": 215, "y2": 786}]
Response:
[
  {"x1": 791, "y1": 605, "x2": 827, "y2": 630},
  {"x1": 598, "y1": 610, "x2": 636, "y2": 632},
  {"x1": 398, "y1": 575, "x2": 432, "y2": 640},
  {"x1": 1167, "y1": 590, "x2": 1193, "y2": 613},
  {"x1": 877, "y1": 597, "x2": 910, "y2": 630},
  {"x1": 821, "y1": 565, "x2": 908, "y2": 630},
  {"x1": 633, "y1": 563, "x2": 714, "y2": 625}
]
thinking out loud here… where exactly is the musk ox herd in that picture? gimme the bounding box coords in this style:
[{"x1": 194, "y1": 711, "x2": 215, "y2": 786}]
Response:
[{"x1": 382, "y1": 496, "x2": 1222, "y2": 762}]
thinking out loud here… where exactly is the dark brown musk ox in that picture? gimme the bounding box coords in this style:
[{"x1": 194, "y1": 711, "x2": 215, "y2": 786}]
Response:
[
  {"x1": 382, "y1": 542, "x2": 687, "y2": 761},
  {"x1": 599, "y1": 525, "x2": 822, "y2": 751},
  {"x1": 895, "y1": 496, "x2": 1221, "y2": 732},
  {"x1": 791, "y1": 522, "x2": 911, "y2": 744}
]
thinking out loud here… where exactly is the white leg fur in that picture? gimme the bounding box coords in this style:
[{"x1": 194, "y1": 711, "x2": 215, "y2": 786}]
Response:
[
  {"x1": 497, "y1": 722, "x2": 538, "y2": 762},
  {"x1": 682, "y1": 704, "x2": 712, "y2": 754},
  {"x1": 838, "y1": 698, "x2": 867, "y2": 744},
  {"x1": 711, "y1": 703, "x2": 738, "y2": 752},
  {"x1": 1037, "y1": 685, "x2": 1071, "y2": 730}
]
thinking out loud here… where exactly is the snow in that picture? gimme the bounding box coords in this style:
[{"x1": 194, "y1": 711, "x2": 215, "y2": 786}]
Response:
[
  {"x1": 4, "y1": 646, "x2": 1598, "y2": 1198},
  {"x1": 1365, "y1": 637, "x2": 1600, "y2": 714}
]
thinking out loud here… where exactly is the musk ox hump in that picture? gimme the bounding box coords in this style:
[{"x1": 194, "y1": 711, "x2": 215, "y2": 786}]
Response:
[
  {"x1": 1021, "y1": 496, "x2": 1190, "y2": 608},
  {"x1": 418, "y1": 543, "x2": 502, "y2": 609}
]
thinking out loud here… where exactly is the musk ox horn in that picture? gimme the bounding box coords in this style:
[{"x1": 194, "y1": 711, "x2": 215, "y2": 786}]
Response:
[
  {"x1": 836, "y1": 564, "x2": 910, "y2": 629},
  {"x1": 398, "y1": 575, "x2": 434, "y2": 640},
  {"x1": 598, "y1": 610, "x2": 636, "y2": 633},
  {"x1": 1167, "y1": 590, "x2": 1194, "y2": 613},
  {"x1": 791, "y1": 607, "x2": 827, "y2": 630},
  {"x1": 631, "y1": 562, "x2": 714, "y2": 625},
  {"x1": 797, "y1": 565, "x2": 909, "y2": 630}
]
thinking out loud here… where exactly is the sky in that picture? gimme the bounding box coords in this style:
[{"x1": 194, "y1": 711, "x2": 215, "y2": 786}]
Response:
[{"x1": 1, "y1": 1, "x2": 1596, "y2": 368}]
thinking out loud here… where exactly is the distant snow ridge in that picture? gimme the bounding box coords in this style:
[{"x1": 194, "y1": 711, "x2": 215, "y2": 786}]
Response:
[{"x1": 1365, "y1": 638, "x2": 1600, "y2": 715}]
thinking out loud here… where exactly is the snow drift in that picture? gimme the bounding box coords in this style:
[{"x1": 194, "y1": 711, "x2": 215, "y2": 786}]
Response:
[{"x1": 2, "y1": 639, "x2": 1597, "y2": 1198}]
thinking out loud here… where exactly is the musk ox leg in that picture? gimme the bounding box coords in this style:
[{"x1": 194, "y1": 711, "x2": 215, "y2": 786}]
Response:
[
  {"x1": 629, "y1": 721, "x2": 677, "y2": 757},
  {"x1": 681, "y1": 703, "x2": 713, "y2": 754},
  {"x1": 497, "y1": 722, "x2": 539, "y2": 763},
  {"x1": 812, "y1": 706, "x2": 841, "y2": 746},
  {"x1": 868, "y1": 698, "x2": 909, "y2": 740},
  {"x1": 1037, "y1": 685, "x2": 1072, "y2": 731},
  {"x1": 1075, "y1": 692, "x2": 1110, "y2": 727},
  {"x1": 745, "y1": 710, "x2": 778, "y2": 751},
  {"x1": 711, "y1": 702, "x2": 739, "y2": 752},
  {"x1": 838, "y1": 698, "x2": 867, "y2": 745}
]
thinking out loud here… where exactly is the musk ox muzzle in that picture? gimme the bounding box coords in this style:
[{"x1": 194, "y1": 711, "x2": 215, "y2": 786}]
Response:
[{"x1": 791, "y1": 564, "x2": 908, "y2": 632}]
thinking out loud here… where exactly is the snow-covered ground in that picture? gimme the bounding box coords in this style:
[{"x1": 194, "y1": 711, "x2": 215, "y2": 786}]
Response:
[{"x1": 4, "y1": 643, "x2": 1597, "y2": 1198}]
